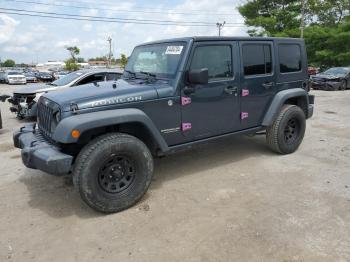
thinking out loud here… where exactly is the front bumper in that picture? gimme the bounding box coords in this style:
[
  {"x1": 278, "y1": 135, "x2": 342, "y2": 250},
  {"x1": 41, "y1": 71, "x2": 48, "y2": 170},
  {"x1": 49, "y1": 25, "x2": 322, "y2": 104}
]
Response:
[
  {"x1": 8, "y1": 79, "x2": 26, "y2": 84},
  {"x1": 13, "y1": 124, "x2": 73, "y2": 176}
]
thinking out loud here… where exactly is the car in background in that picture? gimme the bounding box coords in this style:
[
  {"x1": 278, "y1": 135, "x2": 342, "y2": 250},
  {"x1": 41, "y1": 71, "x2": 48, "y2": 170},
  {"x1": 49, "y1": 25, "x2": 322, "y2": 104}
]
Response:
[
  {"x1": 4, "y1": 71, "x2": 26, "y2": 85},
  {"x1": 8, "y1": 68, "x2": 123, "y2": 118},
  {"x1": 0, "y1": 71, "x2": 6, "y2": 83},
  {"x1": 54, "y1": 71, "x2": 68, "y2": 79},
  {"x1": 24, "y1": 72, "x2": 37, "y2": 83},
  {"x1": 0, "y1": 95, "x2": 10, "y2": 129},
  {"x1": 310, "y1": 67, "x2": 350, "y2": 91},
  {"x1": 36, "y1": 72, "x2": 55, "y2": 82}
]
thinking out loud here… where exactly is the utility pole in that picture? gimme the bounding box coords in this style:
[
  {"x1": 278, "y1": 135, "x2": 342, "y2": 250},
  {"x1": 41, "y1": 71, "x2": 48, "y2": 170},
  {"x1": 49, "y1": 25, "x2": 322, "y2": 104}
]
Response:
[
  {"x1": 107, "y1": 36, "x2": 112, "y2": 68},
  {"x1": 216, "y1": 21, "x2": 226, "y2": 36},
  {"x1": 300, "y1": 0, "x2": 306, "y2": 38}
]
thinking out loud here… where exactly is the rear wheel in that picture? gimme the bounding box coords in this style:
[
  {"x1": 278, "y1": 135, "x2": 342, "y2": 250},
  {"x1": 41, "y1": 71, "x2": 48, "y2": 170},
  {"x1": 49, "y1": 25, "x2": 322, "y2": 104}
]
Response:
[
  {"x1": 266, "y1": 105, "x2": 306, "y2": 154},
  {"x1": 73, "y1": 133, "x2": 154, "y2": 213}
]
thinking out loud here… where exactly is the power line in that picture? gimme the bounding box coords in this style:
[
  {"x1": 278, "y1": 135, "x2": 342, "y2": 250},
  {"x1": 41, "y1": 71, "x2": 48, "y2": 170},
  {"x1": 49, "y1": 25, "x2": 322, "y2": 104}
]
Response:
[
  {"x1": 0, "y1": 10, "x2": 246, "y2": 27},
  {"x1": 4, "y1": 0, "x2": 240, "y2": 16},
  {"x1": 54, "y1": 0, "x2": 242, "y2": 15},
  {"x1": 0, "y1": 7, "x2": 245, "y2": 25}
]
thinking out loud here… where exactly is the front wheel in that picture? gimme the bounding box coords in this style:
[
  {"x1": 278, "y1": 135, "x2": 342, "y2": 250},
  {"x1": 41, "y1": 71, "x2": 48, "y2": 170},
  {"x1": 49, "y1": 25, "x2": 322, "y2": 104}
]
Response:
[
  {"x1": 340, "y1": 80, "x2": 347, "y2": 90},
  {"x1": 73, "y1": 133, "x2": 154, "y2": 213},
  {"x1": 266, "y1": 105, "x2": 306, "y2": 154}
]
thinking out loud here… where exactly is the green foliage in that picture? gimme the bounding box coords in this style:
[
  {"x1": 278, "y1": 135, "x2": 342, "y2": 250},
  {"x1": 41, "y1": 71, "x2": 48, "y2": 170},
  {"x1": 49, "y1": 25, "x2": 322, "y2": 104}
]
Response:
[
  {"x1": 65, "y1": 46, "x2": 80, "y2": 61},
  {"x1": 2, "y1": 59, "x2": 16, "y2": 67},
  {"x1": 238, "y1": 0, "x2": 350, "y2": 67},
  {"x1": 76, "y1": 57, "x2": 85, "y2": 63},
  {"x1": 65, "y1": 58, "x2": 80, "y2": 71},
  {"x1": 120, "y1": 54, "x2": 128, "y2": 69}
]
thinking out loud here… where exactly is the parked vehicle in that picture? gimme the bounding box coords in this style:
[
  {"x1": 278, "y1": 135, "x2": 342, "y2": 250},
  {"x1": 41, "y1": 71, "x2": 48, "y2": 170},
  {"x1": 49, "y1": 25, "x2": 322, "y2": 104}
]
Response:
[
  {"x1": 24, "y1": 72, "x2": 37, "y2": 83},
  {"x1": 5, "y1": 71, "x2": 26, "y2": 85},
  {"x1": 0, "y1": 95, "x2": 10, "y2": 129},
  {"x1": 36, "y1": 72, "x2": 55, "y2": 82},
  {"x1": 54, "y1": 71, "x2": 69, "y2": 79},
  {"x1": 14, "y1": 36, "x2": 314, "y2": 213},
  {"x1": 310, "y1": 67, "x2": 350, "y2": 90},
  {"x1": 8, "y1": 69, "x2": 123, "y2": 118},
  {"x1": 0, "y1": 71, "x2": 6, "y2": 83}
]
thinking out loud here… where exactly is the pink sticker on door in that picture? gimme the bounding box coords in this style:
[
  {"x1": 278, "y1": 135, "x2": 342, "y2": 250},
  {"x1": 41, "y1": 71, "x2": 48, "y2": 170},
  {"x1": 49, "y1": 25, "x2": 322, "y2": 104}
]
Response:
[
  {"x1": 181, "y1": 97, "x2": 192, "y2": 106},
  {"x1": 241, "y1": 112, "x2": 249, "y2": 120},
  {"x1": 242, "y1": 89, "x2": 249, "y2": 97},
  {"x1": 182, "y1": 123, "x2": 192, "y2": 131}
]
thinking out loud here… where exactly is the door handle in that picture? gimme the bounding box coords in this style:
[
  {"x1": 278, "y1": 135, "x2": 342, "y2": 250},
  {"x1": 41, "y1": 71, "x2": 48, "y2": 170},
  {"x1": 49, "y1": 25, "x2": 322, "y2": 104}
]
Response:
[
  {"x1": 262, "y1": 82, "x2": 275, "y2": 89},
  {"x1": 224, "y1": 86, "x2": 238, "y2": 95}
]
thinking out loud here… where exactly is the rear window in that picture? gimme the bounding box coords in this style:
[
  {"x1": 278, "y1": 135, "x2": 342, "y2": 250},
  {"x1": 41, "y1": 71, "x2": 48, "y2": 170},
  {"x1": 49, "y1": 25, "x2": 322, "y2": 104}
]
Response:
[
  {"x1": 279, "y1": 44, "x2": 302, "y2": 73},
  {"x1": 242, "y1": 44, "x2": 272, "y2": 76}
]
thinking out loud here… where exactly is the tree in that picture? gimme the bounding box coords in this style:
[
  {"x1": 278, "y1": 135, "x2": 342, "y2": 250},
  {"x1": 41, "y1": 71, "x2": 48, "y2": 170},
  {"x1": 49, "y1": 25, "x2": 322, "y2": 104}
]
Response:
[
  {"x1": 2, "y1": 59, "x2": 15, "y2": 67},
  {"x1": 120, "y1": 54, "x2": 128, "y2": 68},
  {"x1": 76, "y1": 57, "x2": 85, "y2": 63},
  {"x1": 65, "y1": 58, "x2": 80, "y2": 71},
  {"x1": 65, "y1": 46, "x2": 80, "y2": 62},
  {"x1": 238, "y1": 0, "x2": 350, "y2": 67}
]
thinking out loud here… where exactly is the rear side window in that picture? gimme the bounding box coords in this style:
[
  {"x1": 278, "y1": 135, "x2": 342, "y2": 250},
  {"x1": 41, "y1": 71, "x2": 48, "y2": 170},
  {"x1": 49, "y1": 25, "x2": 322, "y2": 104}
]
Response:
[
  {"x1": 77, "y1": 73, "x2": 105, "y2": 85},
  {"x1": 190, "y1": 45, "x2": 233, "y2": 80},
  {"x1": 279, "y1": 44, "x2": 302, "y2": 73},
  {"x1": 242, "y1": 44, "x2": 272, "y2": 76}
]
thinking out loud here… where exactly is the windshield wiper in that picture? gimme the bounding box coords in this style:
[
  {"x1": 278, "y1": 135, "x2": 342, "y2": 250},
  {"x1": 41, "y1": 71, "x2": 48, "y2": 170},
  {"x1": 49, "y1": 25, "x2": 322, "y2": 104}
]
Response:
[
  {"x1": 124, "y1": 70, "x2": 136, "y2": 78},
  {"x1": 139, "y1": 71, "x2": 156, "y2": 78},
  {"x1": 47, "y1": 83, "x2": 57, "y2": 86}
]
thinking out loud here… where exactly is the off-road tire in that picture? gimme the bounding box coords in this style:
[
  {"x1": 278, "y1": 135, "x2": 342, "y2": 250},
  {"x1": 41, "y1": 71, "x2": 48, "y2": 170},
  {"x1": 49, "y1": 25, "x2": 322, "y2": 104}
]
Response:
[
  {"x1": 73, "y1": 133, "x2": 154, "y2": 213},
  {"x1": 266, "y1": 105, "x2": 306, "y2": 154}
]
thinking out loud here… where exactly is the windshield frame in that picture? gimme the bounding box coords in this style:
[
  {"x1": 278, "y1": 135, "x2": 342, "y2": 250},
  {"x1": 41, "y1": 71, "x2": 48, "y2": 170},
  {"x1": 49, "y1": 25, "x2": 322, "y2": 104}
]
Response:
[{"x1": 124, "y1": 41, "x2": 187, "y2": 80}]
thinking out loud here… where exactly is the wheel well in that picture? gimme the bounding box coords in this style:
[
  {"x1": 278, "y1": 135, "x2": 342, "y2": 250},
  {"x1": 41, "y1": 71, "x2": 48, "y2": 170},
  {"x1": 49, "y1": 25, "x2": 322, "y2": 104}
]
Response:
[
  {"x1": 284, "y1": 96, "x2": 308, "y2": 117},
  {"x1": 74, "y1": 122, "x2": 159, "y2": 155}
]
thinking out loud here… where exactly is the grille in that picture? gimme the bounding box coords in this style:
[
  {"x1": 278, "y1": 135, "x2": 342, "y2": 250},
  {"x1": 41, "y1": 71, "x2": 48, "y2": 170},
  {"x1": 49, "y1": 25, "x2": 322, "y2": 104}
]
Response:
[{"x1": 37, "y1": 98, "x2": 55, "y2": 137}]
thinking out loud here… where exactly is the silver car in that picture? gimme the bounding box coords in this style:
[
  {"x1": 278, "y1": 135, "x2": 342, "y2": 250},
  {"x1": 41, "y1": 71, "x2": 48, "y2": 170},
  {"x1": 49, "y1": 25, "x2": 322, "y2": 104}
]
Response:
[{"x1": 8, "y1": 69, "x2": 123, "y2": 118}]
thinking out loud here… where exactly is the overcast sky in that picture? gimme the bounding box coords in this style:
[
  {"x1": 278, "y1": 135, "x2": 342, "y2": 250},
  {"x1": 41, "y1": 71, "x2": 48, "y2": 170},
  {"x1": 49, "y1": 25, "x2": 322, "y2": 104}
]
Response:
[{"x1": 0, "y1": 0, "x2": 248, "y2": 64}]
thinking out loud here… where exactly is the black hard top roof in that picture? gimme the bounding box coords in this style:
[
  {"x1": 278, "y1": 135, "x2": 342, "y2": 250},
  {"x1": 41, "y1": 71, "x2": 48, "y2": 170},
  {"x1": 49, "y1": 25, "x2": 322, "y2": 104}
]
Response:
[{"x1": 138, "y1": 36, "x2": 303, "y2": 46}]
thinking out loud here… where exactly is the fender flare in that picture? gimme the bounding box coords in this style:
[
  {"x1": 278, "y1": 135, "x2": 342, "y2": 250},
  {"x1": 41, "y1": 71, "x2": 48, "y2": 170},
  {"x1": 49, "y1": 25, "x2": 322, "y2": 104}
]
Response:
[
  {"x1": 53, "y1": 108, "x2": 169, "y2": 152},
  {"x1": 262, "y1": 88, "x2": 309, "y2": 126}
]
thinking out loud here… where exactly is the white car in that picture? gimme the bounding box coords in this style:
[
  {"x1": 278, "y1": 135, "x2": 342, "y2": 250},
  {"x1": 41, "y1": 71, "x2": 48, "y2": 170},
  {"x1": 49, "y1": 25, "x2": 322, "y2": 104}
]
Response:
[{"x1": 5, "y1": 71, "x2": 27, "y2": 85}]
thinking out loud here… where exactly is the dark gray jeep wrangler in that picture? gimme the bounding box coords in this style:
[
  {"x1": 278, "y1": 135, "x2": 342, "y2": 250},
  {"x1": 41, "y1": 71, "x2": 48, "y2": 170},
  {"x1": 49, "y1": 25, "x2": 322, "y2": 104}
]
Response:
[{"x1": 14, "y1": 37, "x2": 314, "y2": 213}]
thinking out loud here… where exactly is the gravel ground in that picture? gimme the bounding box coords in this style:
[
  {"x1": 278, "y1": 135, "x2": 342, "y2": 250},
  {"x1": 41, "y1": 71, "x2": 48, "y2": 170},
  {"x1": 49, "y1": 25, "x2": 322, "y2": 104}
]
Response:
[{"x1": 0, "y1": 84, "x2": 350, "y2": 262}]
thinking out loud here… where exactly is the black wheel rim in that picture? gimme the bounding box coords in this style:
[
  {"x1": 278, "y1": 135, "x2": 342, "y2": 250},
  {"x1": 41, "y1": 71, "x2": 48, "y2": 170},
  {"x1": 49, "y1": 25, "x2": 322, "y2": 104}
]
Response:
[
  {"x1": 98, "y1": 154, "x2": 136, "y2": 194},
  {"x1": 284, "y1": 118, "x2": 300, "y2": 145}
]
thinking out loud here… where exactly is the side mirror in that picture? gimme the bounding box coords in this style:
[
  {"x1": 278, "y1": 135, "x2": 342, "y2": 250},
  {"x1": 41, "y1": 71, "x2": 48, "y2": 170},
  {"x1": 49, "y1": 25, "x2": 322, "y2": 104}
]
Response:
[{"x1": 188, "y1": 68, "x2": 208, "y2": 85}]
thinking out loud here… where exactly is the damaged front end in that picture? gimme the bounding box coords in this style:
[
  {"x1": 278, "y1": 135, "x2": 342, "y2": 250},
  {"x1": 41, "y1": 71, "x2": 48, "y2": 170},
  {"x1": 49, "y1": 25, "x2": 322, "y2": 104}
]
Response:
[{"x1": 8, "y1": 93, "x2": 38, "y2": 119}]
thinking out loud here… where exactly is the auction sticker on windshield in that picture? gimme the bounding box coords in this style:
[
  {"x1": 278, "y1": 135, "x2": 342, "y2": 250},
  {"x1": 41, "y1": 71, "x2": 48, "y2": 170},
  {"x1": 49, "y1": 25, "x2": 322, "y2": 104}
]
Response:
[{"x1": 165, "y1": 46, "x2": 183, "y2": 55}]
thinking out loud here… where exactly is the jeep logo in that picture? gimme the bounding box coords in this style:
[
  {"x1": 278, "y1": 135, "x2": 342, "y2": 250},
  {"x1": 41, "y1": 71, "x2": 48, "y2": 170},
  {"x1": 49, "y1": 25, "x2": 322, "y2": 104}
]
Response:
[{"x1": 91, "y1": 96, "x2": 142, "y2": 107}]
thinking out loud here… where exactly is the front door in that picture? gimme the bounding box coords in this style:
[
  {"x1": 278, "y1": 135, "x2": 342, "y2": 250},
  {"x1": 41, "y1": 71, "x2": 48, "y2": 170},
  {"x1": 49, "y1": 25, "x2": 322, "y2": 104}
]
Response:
[{"x1": 180, "y1": 42, "x2": 241, "y2": 140}]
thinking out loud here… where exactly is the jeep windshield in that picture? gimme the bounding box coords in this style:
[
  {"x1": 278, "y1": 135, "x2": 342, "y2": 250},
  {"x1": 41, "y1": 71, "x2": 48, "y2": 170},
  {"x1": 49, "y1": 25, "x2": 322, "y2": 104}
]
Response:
[
  {"x1": 50, "y1": 71, "x2": 83, "y2": 86},
  {"x1": 125, "y1": 42, "x2": 186, "y2": 79}
]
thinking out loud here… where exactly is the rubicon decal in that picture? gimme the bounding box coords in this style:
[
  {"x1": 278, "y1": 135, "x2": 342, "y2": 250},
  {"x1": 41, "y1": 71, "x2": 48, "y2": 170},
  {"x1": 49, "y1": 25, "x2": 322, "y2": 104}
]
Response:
[{"x1": 91, "y1": 96, "x2": 142, "y2": 107}]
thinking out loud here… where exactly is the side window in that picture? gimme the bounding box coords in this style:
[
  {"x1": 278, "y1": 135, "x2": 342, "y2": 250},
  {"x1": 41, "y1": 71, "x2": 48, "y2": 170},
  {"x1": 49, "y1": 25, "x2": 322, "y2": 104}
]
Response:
[
  {"x1": 242, "y1": 44, "x2": 272, "y2": 76},
  {"x1": 190, "y1": 45, "x2": 233, "y2": 81},
  {"x1": 77, "y1": 73, "x2": 105, "y2": 85},
  {"x1": 106, "y1": 73, "x2": 121, "y2": 81},
  {"x1": 279, "y1": 44, "x2": 302, "y2": 73}
]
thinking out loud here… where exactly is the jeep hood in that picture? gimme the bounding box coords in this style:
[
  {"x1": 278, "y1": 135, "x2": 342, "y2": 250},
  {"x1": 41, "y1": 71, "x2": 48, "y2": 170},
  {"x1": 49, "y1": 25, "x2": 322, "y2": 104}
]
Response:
[
  {"x1": 14, "y1": 83, "x2": 57, "y2": 94},
  {"x1": 43, "y1": 79, "x2": 171, "y2": 112}
]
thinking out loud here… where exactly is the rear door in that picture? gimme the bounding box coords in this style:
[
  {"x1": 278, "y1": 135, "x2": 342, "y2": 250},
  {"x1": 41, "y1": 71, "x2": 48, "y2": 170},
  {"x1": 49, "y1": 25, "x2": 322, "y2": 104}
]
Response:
[{"x1": 239, "y1": 41, "x2": 276, "y2": 128}]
